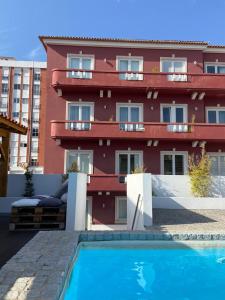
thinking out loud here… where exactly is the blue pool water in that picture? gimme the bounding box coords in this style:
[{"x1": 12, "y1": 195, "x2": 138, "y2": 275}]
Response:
[{"x1": 63, "y1": 244, "x2": 225, "y2": 300}]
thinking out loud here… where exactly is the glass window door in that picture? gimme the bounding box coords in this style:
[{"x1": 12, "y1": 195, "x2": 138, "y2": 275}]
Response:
[
  {"x1": 66, "y1": 150, "x2": 93, "y2": 174},
  {"x1": 118, "y1": 104, "x2": 143, "y2": 131},
  {"x1": 161, "y1": 59, "x2": 187, "y2": 81},
  {"x1": 207, "y1": 108, "x2": 225, "y2": 124},
  {"x1": 161, "y1": 152, "x2": 187, "y2": 175},
  {"x1": 206, "y1": 64, "x2": 225, "y2": 74},
  {"x1": 161, "y1": 105, "x2": 187, "y2": 123},
  {"x1": 68, "y1": 103, "x2": 93, "y2": 130},
  {"x1": 68, "y1": 55, "x2": 93, "y2": 79},
  {"x1": 115, "y1": 197, "x2": 127, "y2": 223},
  {"x1": 117, "y1": 152, "x2": 142, "y2": 174},
  {"x1": 118, "y1": 58, "x2": 143, "y2": 80}
]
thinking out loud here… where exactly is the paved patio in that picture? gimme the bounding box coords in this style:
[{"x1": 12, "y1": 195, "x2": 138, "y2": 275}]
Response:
[
  {"x1": 151, "y1": 209, "x2": 225, "y2": 232},
  {"x1": 0, "y1": 216, "x2": 36, "y2": 268}
]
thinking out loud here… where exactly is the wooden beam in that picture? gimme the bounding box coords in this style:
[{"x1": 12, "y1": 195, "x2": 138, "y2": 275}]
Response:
[
  {"x1": 0, "y1": 135, "x2": 9, "y2": 197},
  {"x1": 0, "y1": 128, "x2": 8, "y2": 138}
]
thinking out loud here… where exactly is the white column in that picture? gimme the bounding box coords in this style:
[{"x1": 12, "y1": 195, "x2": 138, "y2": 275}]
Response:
[
  {"x1": 127, "y1": 173, "x2": 152, "y2": 230},
  {"x1": 66, "y1": 172, "x2": 87, "y2": 231}
]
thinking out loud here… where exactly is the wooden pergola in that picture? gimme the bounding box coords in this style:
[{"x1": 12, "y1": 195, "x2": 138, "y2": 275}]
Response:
[{"x1": 0, "y1": 114, "x2": 27, "y2": 196}]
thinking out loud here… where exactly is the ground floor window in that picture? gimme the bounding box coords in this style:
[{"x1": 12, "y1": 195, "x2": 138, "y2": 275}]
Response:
[
  {"x1": 115, "y1": 151, "x2": 143, "y2": 174},
  {"x1": 161, "y1": 151, "x2": 188, "y2": 175},
  {"x1": 65, "y1": 150, "x2": 93, "y2": 174},
  {"x1": 115, "y1": 197, "x2": 127, "y2": 223},
  {"x1": 208, "y1": 153, "x2": 225, "y2": 176}
]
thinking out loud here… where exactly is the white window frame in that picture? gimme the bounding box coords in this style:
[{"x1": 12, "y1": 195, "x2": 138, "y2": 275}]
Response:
[
  {"x1": 208, "y1": 152, "x2": 225, "y2": 176},
  {"x1": 160, "y1": 57, "x2": 187, "y2": 73},
  {"x1": 115, "y1": 150, "x2": 143, "y2": 174},
  {"x1": 160, "y1": 151, "x2": 188, "y2": 175},
  {"x1": 67, "y1": 54, "x2": 95, "y2": 79},
  {"x1": 116, "y1": 103, "x2": 143, "y2": 122},
  {"x1": 116, "y1": 56, "x2": 143, "y2": 80},
  {"x1": 66, "y1": 101, "x2": 94, "y2": 120},
  {"x1": 64, "y1": 150, "x2": 93, "y2": 174},
  {"x1": 205, "y1": 62, "x2": 225, "y2": 73},
  {"x1": 206, "y1": 107, "x2": 225, "y2": 124},
  {"x1": 115, "y1": 196, "x2": 127, "y2": 224},
  {"x1": 160, "y1": 104, "x2": 187, "y2": 123}
]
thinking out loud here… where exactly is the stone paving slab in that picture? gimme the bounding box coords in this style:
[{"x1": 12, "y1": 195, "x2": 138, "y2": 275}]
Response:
[
  {"x1": 0, "y1": 231, "x2": 79, "y2": 300},
  {"x1": 2, "y1": 208, "x2": 225, "y2": 300}
]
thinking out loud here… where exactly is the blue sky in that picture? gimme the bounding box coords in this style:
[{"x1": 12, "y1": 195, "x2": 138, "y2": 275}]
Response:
[{"x1": 1, "y1": 0, "x2": 225, "y2": 61}]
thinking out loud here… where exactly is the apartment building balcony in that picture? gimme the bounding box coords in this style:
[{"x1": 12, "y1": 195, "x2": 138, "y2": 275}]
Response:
[
  {"x1": 52, "y1": 69, "x2": 225, "y2": 95},
  {"x1": 50, "y1": 120, "x2": 225, "y2": 143},
  {"x1": 87, "y1": 174, "x2": 126, "y2": 192}
]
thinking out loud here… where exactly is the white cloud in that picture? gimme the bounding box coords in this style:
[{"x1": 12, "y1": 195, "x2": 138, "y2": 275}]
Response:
[{"x1": 28, "y1": 46, "x2": 41, "y2": 59}]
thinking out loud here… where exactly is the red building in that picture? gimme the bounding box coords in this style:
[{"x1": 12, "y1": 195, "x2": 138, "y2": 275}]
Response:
[{"x1": 40, "y1": 36, "x2": 225, "y2": 226}]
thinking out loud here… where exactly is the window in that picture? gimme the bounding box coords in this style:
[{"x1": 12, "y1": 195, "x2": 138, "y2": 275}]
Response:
[
  {"x1": 117, "y1": 57, "x2": 143, "y2": 80},
  {"x1": 161, "y1": 104, "x2": 187, "y2": 123},
  {"x1": 206, "y1": 108, "x2": 225, "y2": 124},
  {"x1": 116, "y1": 151, "x2": 143, "y2": 174},
  {"x1": 33, "y1": 84, "x2": 40, "y2": 95},
  {"x1": 115, "y1": 197, "x2": 127, "y2": 223},
  {"x1": 20, "y1": 142, "x2": 27, "y2": 147},
  {"x1": 23, "y1": 84, "x2": 29, "y2": 90},
  {"x1": 12, "y1": 112, "x2": 19, "y2": 118},
  {"x1": 14, "y1": 84, "x2": 21, "y2": 90},
  {"x1": 34, "y1": 73, "x2": 41, "y2": 81},
  {"x1": 117, "y1": 103, "x2": 143, "y2": 131},
  {"x1": 161, "y1": 151, "x2": 188, "y2": 175},
  {"x1": 30, "y1": 158, "x2": 38, "y2": 166},
  {"x1": 205, "y1": 64, "x2": 225, "y2": 74},
  {"x1": 13, "y1": 98, "x2": 20, "y2": 104},
  {"x1": 209, "y1": 154, "x2": 225, "y2": 176},
  {"x1": 2, "y1": 67, "x2": 9, "y2": 80},
  {"x1": 68, "y1": 54, "x2": 94, "y2": 79},
  {"x1": 67, "y1": 102, "x2": 94, "y2": 130},
  {"x1": 32, "y1": 128, "x2": 39, "y2": 137},
  {"x1": 14, "y1": 68, "x2": 21, "y2": 77},
  {"x1": 160, "y1": 58, "x2": 187, "y2": 81},
  {"x1": 0, "y1": 97, "x2": 8, "y2": 108},
  {"x1": 66, "y1": 150, "x2": 93, "y2": 174},
  {"x1": 22, "y1": 98, "x2": 28, "y2": 104},
  {"x1": 2, "y1": 83, "x2": 8, "y2": 93}
]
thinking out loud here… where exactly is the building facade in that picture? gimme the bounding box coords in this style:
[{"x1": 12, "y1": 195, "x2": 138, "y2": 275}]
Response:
[
  {"x1": 0, "y1": 57, "x2": 47, "y2": 173},
  {"x1": 40, "y1": 36, "x2": 225, "y2": 226}
]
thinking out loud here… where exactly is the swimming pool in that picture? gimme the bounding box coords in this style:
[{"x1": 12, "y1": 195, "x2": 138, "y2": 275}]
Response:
[{"x1": 62, "y1": 241, "x2": 225, "y2": 300}]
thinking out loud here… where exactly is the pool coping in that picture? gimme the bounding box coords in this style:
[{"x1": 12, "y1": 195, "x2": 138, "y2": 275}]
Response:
[{"x1": 2, "y1": 230, "x2": 225, "y2": 300}]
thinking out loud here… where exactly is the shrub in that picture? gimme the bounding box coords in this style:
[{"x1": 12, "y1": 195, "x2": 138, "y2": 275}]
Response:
[
  {"x1": 62, "y1": 161, "x2": 80, "y2": 182},
  {"x1": 132, "y1": 166, "x2": 146, "y2": 174},
  {"x1": 188, "y1": 149, "x2": 212, "y2": 197}
]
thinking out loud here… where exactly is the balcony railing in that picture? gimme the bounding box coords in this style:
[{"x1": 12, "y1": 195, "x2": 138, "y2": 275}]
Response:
[
  {"x1": 52, "y1": 69, "x2": 225, "y2": 92},
  {"x1": 51, "y1": 120, "x2": 225, "y2": 142}
]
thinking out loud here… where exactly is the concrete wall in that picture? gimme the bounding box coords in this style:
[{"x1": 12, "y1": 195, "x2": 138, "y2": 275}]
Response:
[
  {"x1": 7, "y1": 174, "x2": 62, "y2": 197},
  {"x1": 152, "y1": 175, "x2": 225, "y2": 198}
]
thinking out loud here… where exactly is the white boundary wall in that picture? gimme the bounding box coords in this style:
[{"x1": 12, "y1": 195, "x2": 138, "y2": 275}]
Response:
[{"x1": 6, "y1": 174, "x2": 62, "y2": 197}]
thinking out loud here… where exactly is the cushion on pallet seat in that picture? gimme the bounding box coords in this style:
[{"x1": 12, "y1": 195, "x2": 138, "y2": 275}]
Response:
[
  {"x1": 37, "y1": 197, "x2": 63, "y2": 207},
  {"x1": 12, "y1": 198, "x2": 41, "y2": 207}
]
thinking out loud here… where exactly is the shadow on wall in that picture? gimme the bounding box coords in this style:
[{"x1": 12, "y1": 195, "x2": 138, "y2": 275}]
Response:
[
  {"x1": 210, "y1": 177, "x2": 225, "y2": 197},
  {"x1": 153, "y1": 208, "x2": 216, "y2": 226}
]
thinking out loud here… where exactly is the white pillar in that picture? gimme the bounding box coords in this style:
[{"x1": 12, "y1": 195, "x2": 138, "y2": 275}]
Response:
[
  {"x1": 66, "y1": 172, "x2": 87, "y2": 231},
  {"x1": 127, "y1": 173, "x2": 152, "y2": 230}
]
